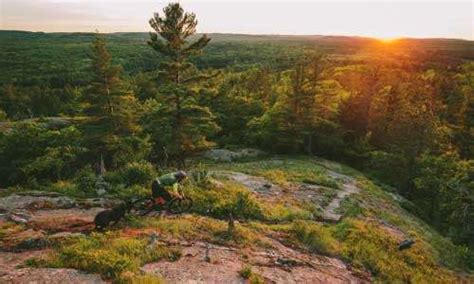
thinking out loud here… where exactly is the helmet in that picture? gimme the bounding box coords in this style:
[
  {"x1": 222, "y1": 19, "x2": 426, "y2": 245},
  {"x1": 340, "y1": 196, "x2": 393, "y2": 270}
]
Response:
[{"x1": 175, "y1": 170, "x2": 187, "y2": 181}]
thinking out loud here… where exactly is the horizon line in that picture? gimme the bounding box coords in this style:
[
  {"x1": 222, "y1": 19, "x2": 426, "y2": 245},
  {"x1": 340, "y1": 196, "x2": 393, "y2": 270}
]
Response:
[{"x1": 1, "y1": 29, "x2": 472, "y2": 42}]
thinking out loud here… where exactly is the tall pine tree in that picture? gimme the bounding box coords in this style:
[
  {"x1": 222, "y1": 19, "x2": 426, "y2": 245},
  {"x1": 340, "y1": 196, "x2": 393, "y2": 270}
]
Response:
[
  {"x1": 146, "y1": 3, "x2": 219, "y2": 167},
  {"x1": 83, "y1": 34, "x2": 141, "y2": 169}
]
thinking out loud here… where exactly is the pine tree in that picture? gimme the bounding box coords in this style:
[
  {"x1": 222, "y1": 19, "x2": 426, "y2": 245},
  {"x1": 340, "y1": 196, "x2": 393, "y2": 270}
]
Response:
[
  {"x1": 146, "y1": 3, "x2": 219, "y2": 167},
  {"x1": 83, "y1": 34, "x2": 141, "y2": 168}
]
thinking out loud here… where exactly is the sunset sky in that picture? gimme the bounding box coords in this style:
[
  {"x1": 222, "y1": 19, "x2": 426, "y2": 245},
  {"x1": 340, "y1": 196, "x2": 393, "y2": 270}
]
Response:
[{"x1": 1, "y1": 0, "x2": 473, "y2": 40}]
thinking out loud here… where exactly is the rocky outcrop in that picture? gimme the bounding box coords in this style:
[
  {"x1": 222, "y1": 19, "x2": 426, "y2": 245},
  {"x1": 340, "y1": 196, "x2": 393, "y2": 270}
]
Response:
[
  {"x1": 1, "y1": 268, "x2": 105, "y2": 284},
  {"x1": 142, "y1": 238, "x2": 366, "y2": 283},
  {"x1": 218, "y1": 171, "x2": 283, "y2": 197},
  {"x1": 203, "y1": 148, "x2": 265, "y2": 162},
  {"x1": 0, "y1": 193, "x2": 76, "y2": 212}
]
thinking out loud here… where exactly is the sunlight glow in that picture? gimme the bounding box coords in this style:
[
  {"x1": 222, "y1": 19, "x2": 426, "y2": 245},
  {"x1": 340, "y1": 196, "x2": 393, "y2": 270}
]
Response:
[
  {"x1": 0, "y1": 1, "x2": 472, "y2": 40},
  {"x1": 378, "y1": 37, "x2": 400, "y2": 44}
]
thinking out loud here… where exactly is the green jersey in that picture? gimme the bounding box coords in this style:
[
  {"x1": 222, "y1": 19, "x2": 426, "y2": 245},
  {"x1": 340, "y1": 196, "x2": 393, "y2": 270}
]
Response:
[{"x1": 156, "y1": 173, "x2": 179, "y2": 195}]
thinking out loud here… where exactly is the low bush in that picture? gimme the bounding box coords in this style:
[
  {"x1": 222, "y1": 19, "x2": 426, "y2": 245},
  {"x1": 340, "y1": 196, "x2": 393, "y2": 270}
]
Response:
[
  {"x1": 238, "y1": 265, "x2": 264, "y2": 283},
  {"x1": 53, "y1": 232, "x2": 181, "y2": 281},
  {"x1": 186, "y1": 182, "x2": 264, "y2": 221},
  {"x1": 335, "y1": 219, "x2": 458, "y2": 282},
  {"x1": 239, "y1": 265, "x2": 252, "y2": 279},
  {"x1": 105, "y1": 161, "x2": 156, "y2": 187},
  {"x1": 74, "y1": 166, "x2": 99, "y2": 195},
  {"x1": 290, "y1": 221, "x2": 339, "y2": 255},
  {"x1": 261, "y1": 203, "x2": 313, "y2": 222}
]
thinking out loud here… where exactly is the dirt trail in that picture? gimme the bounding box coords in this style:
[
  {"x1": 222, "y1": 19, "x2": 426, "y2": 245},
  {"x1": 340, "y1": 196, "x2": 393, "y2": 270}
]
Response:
[
  {"x1": 321, "y1": 180, "x2": 359, "y2": 222},
  {"x1": 313, "y1": 160, "x2": 361, "y2": 222}
]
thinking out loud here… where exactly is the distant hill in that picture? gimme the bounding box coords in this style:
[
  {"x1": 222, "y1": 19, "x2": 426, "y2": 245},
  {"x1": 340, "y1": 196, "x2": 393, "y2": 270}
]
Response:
[{"x1": 1, "y1": 30, "x2": 473, "y2": 85}]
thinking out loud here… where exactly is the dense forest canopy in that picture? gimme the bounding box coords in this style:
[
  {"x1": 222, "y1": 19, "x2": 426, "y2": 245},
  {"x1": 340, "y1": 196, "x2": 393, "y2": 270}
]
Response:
[
  {"x1": 1, "y1": 30, "x2": 473, "y2": 85},
  {"x1": 0, "y1": 2, "x2": 473, "y2": 276}
]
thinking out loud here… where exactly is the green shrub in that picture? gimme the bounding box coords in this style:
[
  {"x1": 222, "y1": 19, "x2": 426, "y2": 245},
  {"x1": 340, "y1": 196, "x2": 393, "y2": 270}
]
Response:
[
  {"x1": 54, "y1": 232, "x2": 181, "y2": 281},
  {"x1": 0, "y1": 109, "x2": 7, "y2": 121},
  {"x1": 111, "y1": 136, "x2": 152, "y2": 168},
  {"x1": 239, "y1": 265, "x2": 252, "y2": 279},
  {"x1": 365, "y1": 150, "x2": 410, "y2": 188},
  {"x1": 0, "y1": 123, "x2": 84, "y2": 186},
  {"x1": 302, "y1": 174, "x2": 340, "y2": 189},
  {"x1": 336, "y1": 219, "x2": 458, "y2": 282},
  {"x1": 48, "y1": 180, "x2": 88, "y2": 198},
  {"x1": 214, "y1": 191, "x2": 264, "y2": 220},
  {"x1": 113, "y1": 184, "x2": 149, "y2": 200},
  {"x1": 190, "y1": 168, "x2": 211, "y2": 186},
  {"x1": 249, "y1": 274, "x2": 265, "y2": 284},
  {"x1": 291, "y1": 221, "x2": 339, "y2": 255},
  {"x1": 238, "y1": 265, "x2": 264, "y2": 283},
  {"x1": 74, "y1": 166, "x2": 98, "y2": 194},
  {"x1": 119, "y1": 161, "x2": 156, "y2": 186},
  {"x1": 129, "y1": 215, "x2": 265, "y2": 248},
  {"x1": 430, "y1": 234, "x2": 473, "y2": 270},
  {"x1": 185, "y1": 182, "x2": 264, "y2": 221},
  {"x1": 261, "y1": 203, "x2": 313, "y2": 222}
]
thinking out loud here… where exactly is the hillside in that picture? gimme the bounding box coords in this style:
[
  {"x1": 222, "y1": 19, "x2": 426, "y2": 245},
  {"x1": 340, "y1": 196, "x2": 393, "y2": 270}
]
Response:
[{"x1": 1, "y1": 153, "x2": 471, "y2": 283}]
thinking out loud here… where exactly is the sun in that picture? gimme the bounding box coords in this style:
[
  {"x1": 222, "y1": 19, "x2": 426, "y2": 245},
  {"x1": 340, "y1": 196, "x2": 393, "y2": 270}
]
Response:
[{"x1": 377, "y1": 36, "x2": 400, "y2": 44}]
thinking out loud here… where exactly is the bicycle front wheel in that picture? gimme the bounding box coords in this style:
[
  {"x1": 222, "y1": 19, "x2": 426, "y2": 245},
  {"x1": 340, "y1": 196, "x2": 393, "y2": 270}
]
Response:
[{"x1": 167, "y1": 197, "x2": 193, "y2": 214}]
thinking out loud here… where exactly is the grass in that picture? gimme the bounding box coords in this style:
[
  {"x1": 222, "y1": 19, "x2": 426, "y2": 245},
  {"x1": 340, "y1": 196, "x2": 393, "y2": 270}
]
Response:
[
  {"x1": 337, "y1": 196, "x2": 364, "y2": 217},
  {"x1": 284, "y1": 218, "x2": 461, "y2": 282},
  {"x1": 127, "y1": 214, "x2": 271, "y2": 248},
  {"x1": 202, "y1": 156, "x2": 341, "y2": 189},
  {"x1": 0, "y1": 221, "x2": 25, "y2": 240},
  {"x1": 290, "y1": 221, "x2": 340, "y2": 256},
  {"x1": 183, "y1": 179, "x2": 313, "y2": 223},
  {"x1": 335, "y1": 219, "x2": 459, "y2": 283},
  {"x1": 38, "y1": 231, "x2": 181, "y2": 282},
  {"x1": 354, "y1": 176, "x2": 472, "y2": 271},
  {"x1": 238, "y1": 265, "x2": 264, "y2": 283}
]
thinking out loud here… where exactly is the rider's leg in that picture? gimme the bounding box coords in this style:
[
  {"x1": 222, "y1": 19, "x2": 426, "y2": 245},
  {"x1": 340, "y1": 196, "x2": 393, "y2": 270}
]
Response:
[{"x1": 151, "y1": 180, "x2": 161, "y2": 198}]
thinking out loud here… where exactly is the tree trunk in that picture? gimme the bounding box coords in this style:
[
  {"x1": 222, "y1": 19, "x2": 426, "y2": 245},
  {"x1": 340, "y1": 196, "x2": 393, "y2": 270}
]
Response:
[
  {"x1": 174, "y1": 62, "x2": 185, "y2": 169},
  {"x1": 104, "y1": 76, "x2": 116, "y2": 131}
]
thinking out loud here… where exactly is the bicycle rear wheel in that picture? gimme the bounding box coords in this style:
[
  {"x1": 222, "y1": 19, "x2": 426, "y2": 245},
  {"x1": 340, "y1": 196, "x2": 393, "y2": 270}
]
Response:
[{"x1": 130, "y1": 197, "x2": 156, "y2": 216}]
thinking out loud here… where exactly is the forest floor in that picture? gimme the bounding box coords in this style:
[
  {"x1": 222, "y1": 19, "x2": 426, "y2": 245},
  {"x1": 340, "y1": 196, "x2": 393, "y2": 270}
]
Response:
[{"x1": 0, "y1": 154, "x2": 471, "y2": 283}]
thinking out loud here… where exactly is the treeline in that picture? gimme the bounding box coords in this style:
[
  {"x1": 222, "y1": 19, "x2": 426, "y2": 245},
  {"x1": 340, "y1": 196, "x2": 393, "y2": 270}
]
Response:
[{"x1": 0, "y1": 3, "x2": 473, "y2": 259}]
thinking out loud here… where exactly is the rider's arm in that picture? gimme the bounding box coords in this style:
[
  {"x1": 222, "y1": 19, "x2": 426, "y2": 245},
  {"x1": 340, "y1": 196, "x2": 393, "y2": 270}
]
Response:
[{"x1": 169, "y1": 183, "x2": 181, "y2": 198}]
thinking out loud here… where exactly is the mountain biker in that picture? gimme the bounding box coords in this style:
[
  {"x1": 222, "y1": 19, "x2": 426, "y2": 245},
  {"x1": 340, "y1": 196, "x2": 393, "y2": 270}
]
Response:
[{"x1": 151, "y1": 171, "x2": 187, "y2": 205}]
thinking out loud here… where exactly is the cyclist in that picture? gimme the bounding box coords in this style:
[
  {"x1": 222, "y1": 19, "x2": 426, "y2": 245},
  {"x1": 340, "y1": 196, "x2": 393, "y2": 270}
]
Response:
[{"x1": 151, "y1": 171, "x2": 187, "y2": 206}]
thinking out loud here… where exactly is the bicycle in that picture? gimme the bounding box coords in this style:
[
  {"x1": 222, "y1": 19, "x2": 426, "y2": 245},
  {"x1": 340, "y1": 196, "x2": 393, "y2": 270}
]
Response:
[{"x1": 129, "y1": 190, "x2": 193, "y2": 216}]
